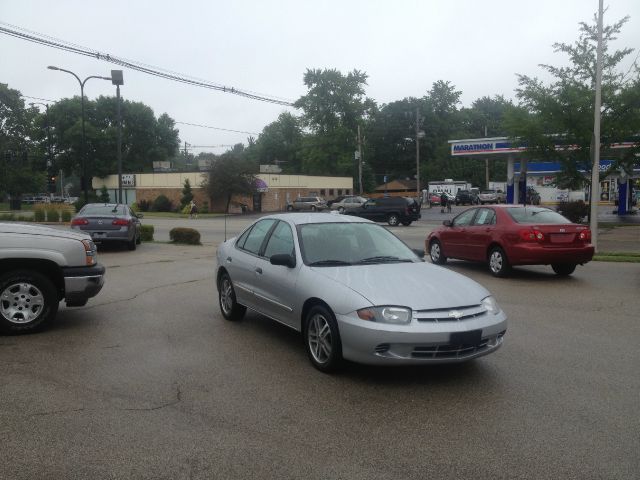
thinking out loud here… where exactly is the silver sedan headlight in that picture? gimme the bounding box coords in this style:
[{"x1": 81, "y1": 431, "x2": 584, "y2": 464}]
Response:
[
  {"x1": 482, "y1": 296, "x2": 501, "y2": 315},
  {"x1": 357, "y1": 306, "x2": 412, "y2": 325}
]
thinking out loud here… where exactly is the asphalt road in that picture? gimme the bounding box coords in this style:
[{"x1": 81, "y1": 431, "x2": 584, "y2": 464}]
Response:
[{"x1": 1, "y1": 219, "x2": 639, "y2": 479}]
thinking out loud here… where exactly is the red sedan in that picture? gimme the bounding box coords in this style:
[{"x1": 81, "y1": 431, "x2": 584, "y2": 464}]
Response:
[{"x1": 425, "y1": 205, "x2": 595, "y2": 277}]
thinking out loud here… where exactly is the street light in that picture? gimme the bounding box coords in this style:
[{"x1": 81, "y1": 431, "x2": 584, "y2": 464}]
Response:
[
  {"x1": 47, "y1": 66, "x2": 112, "y2": 203},
  {"x1": 111, "y1": 70, "x2": 124, "y2": 204}
]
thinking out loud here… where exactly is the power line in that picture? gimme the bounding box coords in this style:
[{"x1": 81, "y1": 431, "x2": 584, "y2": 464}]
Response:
[
  {"x1": 175, "y1": 121, "x2": 259, "y2": 136},
  {"x1": 1, "y1": 22, "x2": 296, "y2": 107},
  {"x1": 21, "y1": 95, "x2": 56, "y2": 103}
]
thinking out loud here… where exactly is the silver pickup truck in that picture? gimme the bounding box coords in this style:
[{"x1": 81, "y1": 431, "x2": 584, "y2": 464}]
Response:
[{"x1": 0, "y1": 223, "x2": 106, "y2": 333}]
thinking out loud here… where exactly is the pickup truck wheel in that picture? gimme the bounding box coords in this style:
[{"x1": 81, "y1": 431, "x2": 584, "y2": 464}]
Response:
[
  {"x1": 0, "y1": 270, "x2": 58, "y2": 333},
  {"x1": 387, "y1": 214, "x2": 400, "y2": 226}
]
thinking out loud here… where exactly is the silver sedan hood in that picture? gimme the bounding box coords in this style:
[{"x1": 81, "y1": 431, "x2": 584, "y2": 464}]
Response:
[{"x1": 311, "y1": 262, "x2": 490, "y2": 310}]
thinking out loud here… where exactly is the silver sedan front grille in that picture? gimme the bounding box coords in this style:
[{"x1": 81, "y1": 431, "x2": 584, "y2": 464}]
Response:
[{"x1": 414, "y1": 304, "x2": 486, "y2": 322}]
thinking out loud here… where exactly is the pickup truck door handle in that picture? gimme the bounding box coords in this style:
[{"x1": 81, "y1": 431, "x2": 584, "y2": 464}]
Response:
[{"x1": 255, "y1": 267, "x2": 263, "y2": 274}]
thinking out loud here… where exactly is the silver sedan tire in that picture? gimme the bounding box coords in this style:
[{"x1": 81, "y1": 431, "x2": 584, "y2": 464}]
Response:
[
  {"x1": 218, "y1": 273, "x2": 246, "y2": 321},
  {"x1": 304, "y1": 305, "x2": 343, "y2": 373}
]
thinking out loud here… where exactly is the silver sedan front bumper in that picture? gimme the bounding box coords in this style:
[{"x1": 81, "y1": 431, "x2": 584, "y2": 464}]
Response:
[{"x1": 336, "y1": 311, "x2": 507, "y2": 365}]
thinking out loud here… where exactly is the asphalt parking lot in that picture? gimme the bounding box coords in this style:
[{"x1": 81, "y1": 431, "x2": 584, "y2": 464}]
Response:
[{"x1": 1, "y1": 216, "x2": 639, "y2": 479}]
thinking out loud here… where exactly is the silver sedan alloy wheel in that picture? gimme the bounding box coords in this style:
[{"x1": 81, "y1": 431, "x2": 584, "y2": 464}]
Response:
[
  {"x1": 0, "y1": 282, "x2": 45, "y2": 324},
  {"x1": 307, "y1": 312, "x2": 332, "y2": 364},
  {"x1": 220, "y1": 277, "x2": 234, "y2": 316}
]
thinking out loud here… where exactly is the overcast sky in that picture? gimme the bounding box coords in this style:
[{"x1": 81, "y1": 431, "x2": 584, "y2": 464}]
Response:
[{"x1": 2, "y1": 0, "x2": 639, "y2": 153}]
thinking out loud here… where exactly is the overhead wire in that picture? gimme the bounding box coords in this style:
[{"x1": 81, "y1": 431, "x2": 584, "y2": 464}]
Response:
[{"x1": 0, "y1": 22, "x2": 296, "y2": 107}]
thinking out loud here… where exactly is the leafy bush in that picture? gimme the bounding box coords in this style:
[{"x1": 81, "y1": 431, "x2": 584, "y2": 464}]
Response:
[
  {"x1": 169, "y1": 227, "x2": 201, "y2": 245},
  {"x1": 138, "y1": 199, "x2": 150, "y2": 212},
  {"x1": 152, "y1": 194, "x2": 172, "y2": 212},
  {"x1": 33, "y1": 206, "x2": 46, "y2": 222},
  {"x1": 140, "y1": 224, "x2": 154, "y2": 242},
  {"x1": 556, "y1": 200, "x2": 589, "y2": 223}
]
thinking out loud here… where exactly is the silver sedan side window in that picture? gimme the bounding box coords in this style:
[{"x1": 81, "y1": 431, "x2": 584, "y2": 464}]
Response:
[
  {"x1": 242, "y1": 219, "x2": 277, "y2": 255},
  {"x1": 263, "y1": 221, "x2": 295, "y2": 258}
]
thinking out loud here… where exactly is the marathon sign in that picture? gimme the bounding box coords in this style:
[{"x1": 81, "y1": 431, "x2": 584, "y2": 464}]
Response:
[{"x1": 451, "y1": 140, "x2": 526, "y2": 156}]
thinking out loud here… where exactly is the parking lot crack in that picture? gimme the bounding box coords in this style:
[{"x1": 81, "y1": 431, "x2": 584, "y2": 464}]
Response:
[
  {"x1": 81, "y1": 278, "x2": 210, "y2": 310},
  {"x1": 123, "y1": 384, "x2": 182, "y2": 412},
  {"x1": 31, "y1": 407, "x2": 85, "y2": 417}
]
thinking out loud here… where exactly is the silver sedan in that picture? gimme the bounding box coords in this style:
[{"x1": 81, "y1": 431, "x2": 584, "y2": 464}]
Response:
[{"x1": 216, "y1": 213, "x2": 507, "y2": 372}]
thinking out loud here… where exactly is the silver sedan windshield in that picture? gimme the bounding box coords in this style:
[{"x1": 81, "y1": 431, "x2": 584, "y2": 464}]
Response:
[{"x1": 298, "y1": 222, "x2": 416, "y2": 265}]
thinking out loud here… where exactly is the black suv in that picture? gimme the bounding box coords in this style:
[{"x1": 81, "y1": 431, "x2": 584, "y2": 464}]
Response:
[
  {"x1": 344, "y1": 197, "x2": 421, "y2": 226},
  {"x1": 455, "y1": 189, "x2": 479, "y2": 206}
]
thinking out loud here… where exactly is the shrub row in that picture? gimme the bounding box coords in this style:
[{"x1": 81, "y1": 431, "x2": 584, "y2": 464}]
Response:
[
  {"x1": 33, "y1": 204, "x2": 76, "y2": 223},
  {"x1": 135, "y1": 196, "x2": 210, "y2": 214}
]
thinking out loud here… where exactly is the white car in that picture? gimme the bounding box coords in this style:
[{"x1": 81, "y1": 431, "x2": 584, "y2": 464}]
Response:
[
  {"x1": 330, "y1": 196, "x2": 368, "y2": 213},
  {"x1": 216, "y1": 213, "x2": 507, "y2": 372}
]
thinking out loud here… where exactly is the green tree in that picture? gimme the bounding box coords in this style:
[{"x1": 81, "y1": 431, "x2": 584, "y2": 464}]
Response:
[
  {"x1": 0, "y1": 84, "x2": 46, "y2": 205},
  {"x1": 180, "y1": 178, "x2": 193, "y2": 209},
  {"x1": 98, "y1": 185, "x2": 110, "y2": 203},
  {"x1": 46, "y1": 96, "x2": 180, "y2": 181},
  {"x1": 202, "y1": 145, "x2": 256, "y2": 213},
  {"x1": 294, "y1": 68, "x2": 377, "y2": 180},
  {"x1": 251, "y1": 112, "x2": 303, "y2": 173},
  {"x1": 505, "y1": 13, "x2": 640, "y2": 190}
]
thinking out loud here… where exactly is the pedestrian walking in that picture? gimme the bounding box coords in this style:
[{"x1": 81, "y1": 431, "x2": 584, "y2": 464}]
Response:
[
  {"x1": 189, "y1": 200, "x2": 198, "y2": 219},
  {"x1": 440, "y1": 192, "x2": 448, "y2": 213}
]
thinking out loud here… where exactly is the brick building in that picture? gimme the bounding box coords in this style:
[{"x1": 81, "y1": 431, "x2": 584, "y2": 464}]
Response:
[{"x1": 92, "y1": 172, "x2": 353, "y2": 213}]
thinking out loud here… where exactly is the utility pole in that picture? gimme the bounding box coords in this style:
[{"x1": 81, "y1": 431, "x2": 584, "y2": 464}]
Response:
[
  {"x1": 485, "y1": 125, "x2": 489, "y2": 189},
  {"x1": 590, "y1": 0, "x2": 604, "y2": 252},
  {"x1": 416, "y1": 106, "x2": 420, "y2": 199},
  {"x1": 357, "y1": 125, "x2": 363, "y2": 194}
]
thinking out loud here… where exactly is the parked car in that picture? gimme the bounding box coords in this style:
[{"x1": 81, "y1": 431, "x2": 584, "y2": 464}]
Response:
[
  {"x1": 71, "y1": 203, "x2": 143, "y2": 250},
  {"x1": 478, "y1": 190, "x2": 505, "y2": 204},
  {"x1": 0, "y1": 222, "x2": 105, "y2": 333},
  {"x1": 216, "y1": 213, "x2": 507, "y2": 371},
  {"x1": 344, "y1": 196, "x2": 421, "y2": 226},
  {"x1": 286, "y1": 196, "x2": 328, "y2": 212},
  {"x1": 326, "y1": 195, "x2": 346, "y2": 208},
  {"x1": 455, "y1": 190, "x2": 479, "y2": 206},
  {"x1": 330, "y1": 195, "x2": 367, "y2": 212},
  {"x1": 426, "y1": 205, "x2": 594, "y2": 277},
  {"x1": 429, "y1": 192, "x2": 455, "y2": 206}
]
